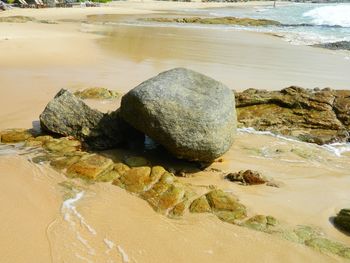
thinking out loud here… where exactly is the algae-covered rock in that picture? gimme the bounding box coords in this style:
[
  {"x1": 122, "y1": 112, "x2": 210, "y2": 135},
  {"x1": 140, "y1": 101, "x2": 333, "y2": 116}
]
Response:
[
  {"x1": 0, "y1": 128, "x2": 33, "y2": 143},
  {"x1": 124, "y1": 156, "x2": 149, "y2": 167},
  {"x1": 305, "y1": 238, "x2": 350, "y2": 259},
  {"x1": 143, "y1": 17, "x2": 281, "y2": 26},
  {"x1": 334, "y1": 208, "x2": 350, "y2": 233},
  {"x1": 120, "y1": 68, "x2": 237, "y2": 162},
  {"x1": 74, "y1": 87, "x2": 120, "y2": 100},
  {"x1": 243, "y1": 215, "x2": 278, "y2": 233},
  {"x1": 0, "y1": 16, "x2": 35, "y2": 23},
  {"x1": 40, "y1": 89, "x2": 125, "y2": 150},
  {"x1": 206, "y1": 189, "x2": 247, "y2": 221},
  {"x1": 189, "y1": 195, "x2": 211, "y2": 213},
  {"x1": 226, "y1": 170, "x2": 267, "y2": 185},
  {"x1": 66, "y1": 154, "x2": 114, "y2": 180}
]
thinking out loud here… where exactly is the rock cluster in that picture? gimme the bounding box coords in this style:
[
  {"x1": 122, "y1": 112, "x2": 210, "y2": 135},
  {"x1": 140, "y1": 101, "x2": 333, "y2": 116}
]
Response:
[
  {"x1": 39, "y1": 89, "x2": 128, "y2": 150},
  {"x1": 1, "y1": 128, "x2": 350, "y2": 259},
  {"x1": 313, "y1": 41, "x2": 350, "y2": 51},
  {"x1": 142, "y1": 17, "x2": 281, "y2": 26},
  {"x1": 39, "y1": 69, "x2": 236, "y2": 162},
  {"x1": 235, "y1": 86, "x2": 350, "y2": 144},
  {"x1": 225, "y1": 170, "x2": 267, "y2": 185}
]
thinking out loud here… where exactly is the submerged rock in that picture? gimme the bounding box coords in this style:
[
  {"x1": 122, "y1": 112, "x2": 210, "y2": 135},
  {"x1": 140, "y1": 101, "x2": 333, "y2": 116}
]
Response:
[
  {"x1": 120, "y1": 68, "x2": 237, "y2": 162},
  {"x1": 74, "y1": 87, "x2": 120, "y2": 100},
  {"x1": 142, "y1": 17, "x2": 281, "y2": 26},
  {"x1": 235, "y1": 86, "x2": 350, "y2": 144},
  {"x1": 39, "y1": 89, "x2": 125, "y2": 150},
  {"x1": 0, "y1": 128, "x2": 34, "y2": 143},
  {"x1": 334, "y1": 209, "x2": 350, "y2": 233},
  {"x1": 225, "y1": 170, "x2": 267, "y2": 185}
]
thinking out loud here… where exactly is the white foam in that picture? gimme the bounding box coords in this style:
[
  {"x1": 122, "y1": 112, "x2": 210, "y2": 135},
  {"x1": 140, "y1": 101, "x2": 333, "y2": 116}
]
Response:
[
  {"x1": 303, "y1": 5, "x2": 350, "y2": 27},
  {"x1": 117, "y1": 245, "x2": 130, "y2": 263},
  {"x1": 61, "y1": 192, "x2": 97, "y2": 235},
  {"x1": 238, "y1": 127, "x2": 350, "y2": 157},
  {"x1": 104, "y1": 238, "x2": 115, "y2": 250}
]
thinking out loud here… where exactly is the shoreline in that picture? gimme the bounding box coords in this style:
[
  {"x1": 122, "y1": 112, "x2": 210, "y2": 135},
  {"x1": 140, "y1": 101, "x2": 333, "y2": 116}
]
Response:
[{"x1": 1, "y1": 2, "x2": 350, "y2": 262}]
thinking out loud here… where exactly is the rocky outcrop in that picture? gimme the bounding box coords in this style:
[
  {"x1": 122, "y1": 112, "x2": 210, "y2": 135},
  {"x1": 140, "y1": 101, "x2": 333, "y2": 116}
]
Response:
[
  {"x1": 39, "y1": 89, "x2": 127, "y2": 150},
  {"x1": 142, "y1": 17, "x2": 281, "y2": 26},
  {"x1": 2, "y1": 128, "x2": 350, "y2": 259},
  {"x1": 334, "y1": 209, "x2": 350, "y2": 233},
  {"x1": 313, "y1": 41, "x2": 350, "y2": 51},
  {"x1": 235, "y1": 86, "x2": 350, "y2": 144},
  {"x1": 120, "y1": 68, "x2": 237, "y2": 162}
]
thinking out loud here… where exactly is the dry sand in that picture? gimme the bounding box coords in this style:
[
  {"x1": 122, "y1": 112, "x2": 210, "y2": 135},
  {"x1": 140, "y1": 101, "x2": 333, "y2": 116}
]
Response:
[{"x1": 0, "y1": 1, "x2": 350, "y2": 262}]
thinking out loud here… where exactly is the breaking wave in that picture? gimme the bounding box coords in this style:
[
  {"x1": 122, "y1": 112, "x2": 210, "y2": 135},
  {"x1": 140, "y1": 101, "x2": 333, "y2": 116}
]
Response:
[{"x1": 303, "y1": 5, "x2": 350, "y2": 28}]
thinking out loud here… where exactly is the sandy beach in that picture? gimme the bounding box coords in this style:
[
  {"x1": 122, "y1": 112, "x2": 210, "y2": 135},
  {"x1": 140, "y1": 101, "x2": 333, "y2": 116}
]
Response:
[{"x1": 1, "y1": 1, "x2": 350, "y2": 262}]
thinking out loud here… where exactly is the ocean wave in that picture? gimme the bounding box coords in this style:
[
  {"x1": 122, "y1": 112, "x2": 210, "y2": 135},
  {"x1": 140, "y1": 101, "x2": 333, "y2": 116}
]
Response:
[{"x1": 303, "y1": 5, "x2": 350, "y2": 28}]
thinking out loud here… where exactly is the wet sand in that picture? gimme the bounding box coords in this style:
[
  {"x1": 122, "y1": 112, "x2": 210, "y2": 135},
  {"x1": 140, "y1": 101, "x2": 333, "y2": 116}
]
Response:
[{"x1": 1, "y1": 1, "x2": 350, "y2": 262}]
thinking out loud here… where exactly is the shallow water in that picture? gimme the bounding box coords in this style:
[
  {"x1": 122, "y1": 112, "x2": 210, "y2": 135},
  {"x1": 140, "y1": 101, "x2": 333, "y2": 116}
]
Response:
[{"x1": 185, "y1": 3, "x2": 350, "y2": 45}]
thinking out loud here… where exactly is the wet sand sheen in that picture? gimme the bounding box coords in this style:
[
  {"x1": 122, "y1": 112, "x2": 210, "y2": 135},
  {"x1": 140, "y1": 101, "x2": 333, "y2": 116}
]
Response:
[{"x1": 96, "y1": 22, "x2": 350, "y2": 90}]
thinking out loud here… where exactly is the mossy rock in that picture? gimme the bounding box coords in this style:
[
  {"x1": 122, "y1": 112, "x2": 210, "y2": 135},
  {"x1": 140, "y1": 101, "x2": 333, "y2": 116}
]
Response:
[
  {"x1": 115, "y1": 166, "x2": 153, "y2": 193},
  {"x1": 206, "y1": 189, "x2": 246, "y2": 216},
  {"x1": 43, "y1": 138, "x2": 81, "y2": 153},
  {"x1": 74, "y1": 87, "x2": 120, "y2": 100},
  {"x1": 113, "y1": 162, "x2": 130, "y2": 177},
  {"x1": 334, "y1": 209, "x2": 350, "y2": 233},
  {"x1": 189, "y1": 196, "x2": 211, "y2": 213},
  {"x1": 50, "y1": 155, "x2": 83, "y2": 170},
  {"x1": 305, "y1": 238, "x2": 350, "y2": 259},
  {"x1": 124, "y1": 156, "x2": 149, "y2": 167},
  {"x1": 0, "y1": 129, "x2": 34, "y2": 143},
  {"x1": 157, "y1": 184, "x2": 186, "y2": 211},
  {"x1": 66, "y1": 154, "x2": 114, "y2": 180},
  {"x1": 243, "y1": 215, "x2": 278, "y2": 232}
]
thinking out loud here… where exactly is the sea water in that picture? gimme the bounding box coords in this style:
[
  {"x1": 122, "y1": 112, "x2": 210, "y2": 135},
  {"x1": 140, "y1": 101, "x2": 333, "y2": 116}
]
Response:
[{"x1": 186, "y1": 3, "x2": 350, "y2": 45}]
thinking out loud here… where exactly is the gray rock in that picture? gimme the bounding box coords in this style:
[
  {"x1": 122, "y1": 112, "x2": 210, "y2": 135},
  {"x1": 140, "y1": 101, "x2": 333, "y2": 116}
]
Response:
[
  {"x1": 120, "y1": 68, "x2": 237, "y2": 162},
  {"x1": 39, "y1": 89, "x2": 125, "y2": 149},
  {"x1": 313, "y1": 41, "x2": 350, "y2": 51}
]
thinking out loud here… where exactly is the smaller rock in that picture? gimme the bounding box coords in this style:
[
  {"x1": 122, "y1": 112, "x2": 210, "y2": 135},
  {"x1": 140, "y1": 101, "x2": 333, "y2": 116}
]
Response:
[
  {"x1": 334, "y1": 209, "x2": 350, "y2": 233},
  {"x1": 225, "y1": 170, "x2": 267, "y2": 185},
  {"x1": 124, "y1": 156, "x2": 149, "y2": 167},
  {"x1": 243, "y1": 215, "x2": 278, "y2": 233},
  {"x1": 206, "y1": 189, "x2": 247, "y2": 221},
  {"x1": 66, "y1": 154, "x2": 114, "y2": 180},
  {"x1": 74, "y1": 87, "x2": 120, "y2": 100},
  {"x1": 0, "y1": 129, "x2": 34, "y2": 143},
  {"x1": 189, "y1": 196, "x2": 211, "y2": 213}
]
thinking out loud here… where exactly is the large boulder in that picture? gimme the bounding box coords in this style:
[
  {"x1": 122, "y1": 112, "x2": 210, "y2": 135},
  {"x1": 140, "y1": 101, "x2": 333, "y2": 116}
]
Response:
[
  {"x1": 39, "y1": 89, "x2": 125, "y2": 150},
  {"x1": 120, "y1": 68, "x2": 237, "y2": 162}
]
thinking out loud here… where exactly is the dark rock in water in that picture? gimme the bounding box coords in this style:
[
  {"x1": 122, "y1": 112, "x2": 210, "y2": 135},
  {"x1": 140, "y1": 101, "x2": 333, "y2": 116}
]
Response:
[
  {"x1": 120, "y1": 68, "x2": 237, "y2": 162},
  {"x1": 334, "y1": 209, "x2": 350, "y2": 233},
  {"x1": 313, "y1": 41, "x2": 350, "y2": 51},
  {"x1": 142, "y1": 16, "x2": 281, "y2": 26},
  {"x1": 39, "y1": 89, "x2": 125, "y2": 150},
  {"x1": 226, "y1": 170, "x2": 267, "y2": 185},
  {"x1": 235, "y1": 86, "x2": 350, "y2": 144}
]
